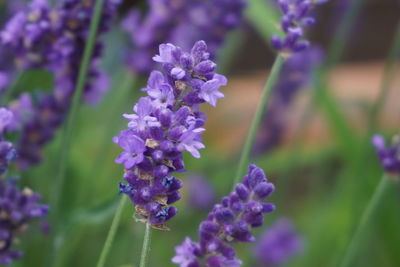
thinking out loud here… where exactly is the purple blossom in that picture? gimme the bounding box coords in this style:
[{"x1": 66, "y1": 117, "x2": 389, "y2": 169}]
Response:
[
  {"x1": 114, "y1": 131, "x2": 146, "y2": 169},
  {"x1": 0, "y1": 108, "x2": 16, "y2": 176},
  {"x1": 187, "y1": 175, "x2": 215, "y2": 210},
  {"x1": 0, "y1": 179, "x2": 48, "y2": 265},
  {"x1": 372, "y1": 135, "x2": 400, "y2": 175},
  {"x1": 272, "y1": 0, "x2": 328, "y2": 55},
  {"x1": 115, "y1": 41, "x2": 227, "y2": 226},
  {"x1": 254, "y1": 47, "x2": 323, "y2": 154},
  {"x1": 255, "y1": 218, "x2": 303, "y2": 266},
  {"x1": 122, "y1": 0, "x2": 246, "y2": 74},
  {"x1": 0, "y1": 108, "x2": 13, "y2": 134},
  {"x1": 1, "y1": 0, "x2": 122, "y2": 168},
  {"x1": 172, "y1": 164, "x2": 275, "y2": 266}
]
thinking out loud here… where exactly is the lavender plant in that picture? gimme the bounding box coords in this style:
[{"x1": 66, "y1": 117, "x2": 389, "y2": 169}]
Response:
[
  {"x1": 254, "y1": 218, "x2": 303, "y2": 266},
  {"x1": 0, "y1": 108, "x2": 48, "y2": 265},
  {"x1": 172, "y1": 164, "x2": 275, "y2": 267},
  {"x1": 0, "y1": 0, "x2": 121, "y2": 168},
  {"x1": 115, "y1": 40, "x2": 227, "y2": 227},
  {"x1": 122, "y1": 0, "x2": 246, "y2": 74}
]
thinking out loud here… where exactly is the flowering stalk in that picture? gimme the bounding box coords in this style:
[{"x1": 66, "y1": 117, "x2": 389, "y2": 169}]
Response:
[
  {"x1": 173, "y1": 164, "x2": 275, "y2": 266},
  {"x1": 139, "y1": 222, "x2": 152, "y2": 267}
]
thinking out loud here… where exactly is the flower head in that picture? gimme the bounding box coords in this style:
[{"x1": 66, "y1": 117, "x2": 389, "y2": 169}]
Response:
[
  {"x1": 115, "y1": 41, "x2": 227, "y2": 227},
  {"x1": 173, "y1": 164, "x2": 275, "y2": 266},
  {"x1": 255, "y1": 218, "x2": 303, "y2": 266},
  {"x1": 0, "y1": 179, "x2": 48, "y2": 265},
  {"x1": 272, "y1": 0, "x2": 328, "y2": 55}
]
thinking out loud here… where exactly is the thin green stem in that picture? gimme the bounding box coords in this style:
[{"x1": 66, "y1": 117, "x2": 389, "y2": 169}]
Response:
[
  {"x1": 139, "y1": 223, "x2": 152, "y2": 267},
  {"x1": 47, "y1": 0, "x2": 106, "y2": 265},
  {"x1": 51, "y1": 0, "x2": 106, "y2": 212},
  {"x1": 339, "y1": 175, "x2": 394, "y2": 267},
  {"x1": 96, "y1": 195, "x2": 128, "y2": 267},
  {"x1": 233, "y1": 55, "x2": 285, "y2": 187},
  {"x1": 368, "y1": 22, "x2": 400, "y2": 130}
]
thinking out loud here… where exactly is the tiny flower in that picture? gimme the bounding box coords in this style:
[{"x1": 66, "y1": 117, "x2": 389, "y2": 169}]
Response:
[
  {"x1": 114, "y1": 131, "x2": 146, "y2": 169},
  {"x1": 372, "y1": 134, "x2": 400, "y2": 175},
  {"x1": 199, "y1": 74, "x2": 227, "y2": 107}
]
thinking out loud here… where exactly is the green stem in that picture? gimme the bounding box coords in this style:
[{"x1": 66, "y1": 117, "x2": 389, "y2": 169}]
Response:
[
  {"x1": 233, "y1": 55, "x2": 284, "y2": 187},
  {"x1": 368, "y1": 22, "x2": 400, "y2": 130},
  {"x1": 51, "y1": 0, "x2": 106, "y2": 212},
  {"x1": 96, "y1": 195, "x2": 128, "y2": 267},
  {"x1": 139, "y1": 223, "x2": 152, "y2": 267},
  {"x1": 339, "y1": 175, "x2": 393, "y2": 267},
  {"x1": 47, "y1": 0, "x2": 106, "y2": 265}
]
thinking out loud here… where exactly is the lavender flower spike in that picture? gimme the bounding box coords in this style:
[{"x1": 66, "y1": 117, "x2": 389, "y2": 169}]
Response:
[
  {"x1": 172, "y1": 164, "x2": 275, "y2": 266},
  {"x1": 255, "y1": 218, "x2": 303, "y2": 266},
  {"x1": 372, "y1": 135, "x2": 400, "y2": 176},
  {"x1": 272, "y1": 0, "x2": 328, "y2": 55},
  {"x1": 115, "y1": 41, "x2": 227, "y2": 228},
  {"x1": 0, "y1": 179, "x2": 48, "y2": 265}
]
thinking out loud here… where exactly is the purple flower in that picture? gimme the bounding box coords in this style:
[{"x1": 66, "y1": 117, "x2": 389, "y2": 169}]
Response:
[
  {"x1": 0, "y1": 179, "x2": 48, "y2": 265},
  {"x1": 1, "y1": 0, "x2": 122, "y2": 168},
  {"x1": 6, "y1": 93, "x2": 33, "y2": 131},
  {"x1": 115, "y1": 41, "x2": 227, "y2": 226},
  {"x1": 199, "y1": 74, "x2": 227, "y2": 107},
  {"x1": 272, "y1": 0, "x2": 328, "y2": 55},
  {"x1": 122, "y1": 0, "x2": 246, "y2": 74},
  {"x1": 114, "y1": 131, "x2": 146, "y2": 169},
  {"x1": 255, "y1": 218, "x2": 303, "y2": 266},
  {"x1": 372, "y1": 135, "x2": 400, "y2": 175},
  {"x1": 187, "y1": 175, "x2": 215, "y2": 210},
  {"x1": 173, "y1": 164, "x2": 275, "y2": 266}
]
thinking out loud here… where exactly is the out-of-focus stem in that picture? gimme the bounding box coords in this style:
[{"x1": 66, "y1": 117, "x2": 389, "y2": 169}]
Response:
[
  {"x1": 339, "y1": 175, "x2": 394, "y2": 267},
  {"x1": 233, "y1": 55, "x2": 285, "y2": 188}
]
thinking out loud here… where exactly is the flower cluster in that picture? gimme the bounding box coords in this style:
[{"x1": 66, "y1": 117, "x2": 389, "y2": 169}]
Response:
[
  {"x1": 254, "y1": 218, "x2": 303, "y2": 266},
  {"x1": 372, "y1": 135, "x2": 400, "y2": 175},
  {"x1": 254, "y1": 47, "x2": 323, "y2": 154},
  {"x1": 172, "y1": 164, "x2": 275, "y2": 266},
  {"x1": 0, "y1": 108, "x2": 16, "y2": 176},
  {"x1": 115, "y1": 41, "x2": 227, "y2": 227},
  {"x1": 1, "y1": 0, "x2": 121, "y2": 168},
  {"x1": 122, "y1": 0, "x2": 245, "y2": 74},
  {"x1": 0, "y1": 179, "x2": 49, "y2": 265},
  {"x1": 271, "y1": 0, "x2": 328, "y2": 55}
]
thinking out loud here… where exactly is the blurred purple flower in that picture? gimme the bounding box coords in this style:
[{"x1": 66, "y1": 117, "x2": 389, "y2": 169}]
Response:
[
  {"x1": 372, "y1": 135, "x2": 400, "y2": 175},
  {"x1": 0, "y1": 179, "x2": 48, "y2": 265},
  {"x1": 272, "y1": 0, "x2": 328, "y2": 55},
  {"x1": 122, "y1": 0, "x2": 246, "y2": 74},
  {"x1": 116, "y1": 41, "x2": 227, "y2": 226},
  {"x1": 255, "y1": 218, "x2": 303, "y2": 266},
  {"x1": 254, "y1": 47, "x2": 323, "y2": 154},
  {"x1": 1, "y1": 0, "x2": 121, "y2": 168},
  {"x1": 187, "y1": 175, "x2": 215, "y2": 210},
  {"x1": 173, "y1": 164, "x2": 275, "y2": 266}
]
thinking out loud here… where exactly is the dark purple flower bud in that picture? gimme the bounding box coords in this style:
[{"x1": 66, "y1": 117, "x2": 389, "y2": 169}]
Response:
[
  {"x1": 235, "y1": 183, "x2": 249, "y2": 201},
  {"x1": 215, "y1": 208, "x2": 235, "y2": 223},
  {"x1": 154, "y1": 165, "x2": 169, "y2": 179},
  {"x1": 254, "y1": 182, "x2": 275, "y2": 199},
  {"x1": 194, "y1": 60, "x2": 216, "y2": 75}
]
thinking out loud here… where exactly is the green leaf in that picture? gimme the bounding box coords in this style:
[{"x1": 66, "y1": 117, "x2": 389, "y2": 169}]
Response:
[{"x1": 15, "y1": 69, "x2": 54, "y2": 93}]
